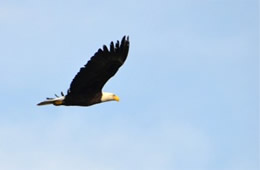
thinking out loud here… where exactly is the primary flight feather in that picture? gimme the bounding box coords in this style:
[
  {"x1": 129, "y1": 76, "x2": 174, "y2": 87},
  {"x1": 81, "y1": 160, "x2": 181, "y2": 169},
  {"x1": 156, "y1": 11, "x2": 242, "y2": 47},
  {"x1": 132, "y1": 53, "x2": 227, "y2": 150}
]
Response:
[{"x1": 37, "y1": 36, "x2": 130, "y2": 107}]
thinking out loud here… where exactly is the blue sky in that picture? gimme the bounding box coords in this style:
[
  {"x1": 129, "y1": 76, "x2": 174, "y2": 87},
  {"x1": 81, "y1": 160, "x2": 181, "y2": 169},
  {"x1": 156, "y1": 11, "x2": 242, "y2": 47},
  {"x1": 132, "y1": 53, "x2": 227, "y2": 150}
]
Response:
[{"x1": 0, "y1": 0, "x2": 259, "y2": 170}]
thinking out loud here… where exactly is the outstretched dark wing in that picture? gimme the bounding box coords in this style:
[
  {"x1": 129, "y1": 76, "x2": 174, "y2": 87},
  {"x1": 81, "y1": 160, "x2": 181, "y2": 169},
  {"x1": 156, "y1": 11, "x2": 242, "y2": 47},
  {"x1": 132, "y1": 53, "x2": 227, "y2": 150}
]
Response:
[{"x1": 67, "y1": 36, "x2": 130, "y2": 95}]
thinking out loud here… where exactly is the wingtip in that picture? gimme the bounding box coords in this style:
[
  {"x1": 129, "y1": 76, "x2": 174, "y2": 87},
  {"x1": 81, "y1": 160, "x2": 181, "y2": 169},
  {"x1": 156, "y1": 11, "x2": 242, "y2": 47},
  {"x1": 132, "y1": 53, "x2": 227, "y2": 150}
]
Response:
[
  {"x1": 122, "y1": 35, "x2": 130, "y2": 42},
  {"x1": 37, "y1": 102, "x2": 46, "y2": 106}
]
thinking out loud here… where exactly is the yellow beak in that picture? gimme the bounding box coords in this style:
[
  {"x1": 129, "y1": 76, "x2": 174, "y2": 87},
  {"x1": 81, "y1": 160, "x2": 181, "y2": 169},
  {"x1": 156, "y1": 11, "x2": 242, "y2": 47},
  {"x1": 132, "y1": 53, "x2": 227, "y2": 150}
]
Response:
[{"x1": 113, "y1": 95, "x2": 120, "y2": 102}]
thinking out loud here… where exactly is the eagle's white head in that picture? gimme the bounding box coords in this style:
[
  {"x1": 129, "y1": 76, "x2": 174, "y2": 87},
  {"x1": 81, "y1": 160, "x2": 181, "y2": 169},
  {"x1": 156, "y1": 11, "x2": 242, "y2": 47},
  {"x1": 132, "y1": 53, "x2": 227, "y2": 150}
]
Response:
[{"x1": 101, "y1": 92, "x2": 120, "y2": 102}]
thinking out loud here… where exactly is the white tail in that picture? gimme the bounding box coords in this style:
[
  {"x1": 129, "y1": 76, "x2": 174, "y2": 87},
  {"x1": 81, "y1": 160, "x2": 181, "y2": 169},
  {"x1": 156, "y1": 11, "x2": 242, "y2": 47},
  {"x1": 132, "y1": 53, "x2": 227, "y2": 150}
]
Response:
[{"x1": 37, "y1": 96, "x2": 65, "y2": 106}]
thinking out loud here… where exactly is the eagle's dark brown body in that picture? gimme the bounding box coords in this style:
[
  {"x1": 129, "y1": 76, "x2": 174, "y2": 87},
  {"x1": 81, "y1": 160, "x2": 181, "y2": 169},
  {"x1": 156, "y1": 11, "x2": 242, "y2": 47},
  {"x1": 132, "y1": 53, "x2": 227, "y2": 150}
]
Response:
[{"x1": 63, "y1": 92, "x2": 102, "y2": 106}]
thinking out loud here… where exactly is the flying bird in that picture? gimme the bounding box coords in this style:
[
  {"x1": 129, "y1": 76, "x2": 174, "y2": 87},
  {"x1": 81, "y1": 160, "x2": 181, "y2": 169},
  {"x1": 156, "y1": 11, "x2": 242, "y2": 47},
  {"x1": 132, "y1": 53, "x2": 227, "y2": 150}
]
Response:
[{"x1": 37, "y1": 36, "x2": 130, "y2": 107}]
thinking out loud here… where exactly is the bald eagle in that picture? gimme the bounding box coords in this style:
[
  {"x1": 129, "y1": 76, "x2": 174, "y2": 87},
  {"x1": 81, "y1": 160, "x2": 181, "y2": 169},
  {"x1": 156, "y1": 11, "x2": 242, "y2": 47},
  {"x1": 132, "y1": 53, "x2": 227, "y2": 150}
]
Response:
[{"x1": 37, "y1": 36, "x2": 130, "y2": 107}]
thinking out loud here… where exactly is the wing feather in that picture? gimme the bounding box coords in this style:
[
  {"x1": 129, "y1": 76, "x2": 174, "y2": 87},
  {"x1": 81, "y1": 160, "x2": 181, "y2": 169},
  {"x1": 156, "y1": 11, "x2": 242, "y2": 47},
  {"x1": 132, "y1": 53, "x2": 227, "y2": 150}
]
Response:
[{"x1": 67, "y1": 36, "x2": 130, "y2": 96}]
